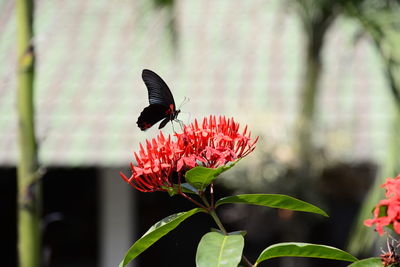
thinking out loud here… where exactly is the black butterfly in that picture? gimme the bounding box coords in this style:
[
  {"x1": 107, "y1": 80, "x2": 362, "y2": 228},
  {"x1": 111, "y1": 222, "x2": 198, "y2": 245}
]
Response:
[{"x1": 137, "y1": 69, "x2": 181, "y2": 131}]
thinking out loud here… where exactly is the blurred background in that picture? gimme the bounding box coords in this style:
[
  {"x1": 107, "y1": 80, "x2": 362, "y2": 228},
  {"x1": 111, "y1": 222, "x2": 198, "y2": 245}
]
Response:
[{"x1": 1, "y1": 0, "x2": 400, "y2": 266}]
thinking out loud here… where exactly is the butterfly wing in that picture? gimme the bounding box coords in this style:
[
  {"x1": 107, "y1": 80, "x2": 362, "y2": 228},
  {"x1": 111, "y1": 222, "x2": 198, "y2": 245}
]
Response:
[
  {"x1": 158, "y1": 117, "x2": 171, "y2": 129},
  {"x1": 142, "y1": 69, "x2": 176, "y2": 108},
  {"x1": 137, "y1": 70, "x2": 177, "y2": 131},
  {"x1": 137, "y1": 104, "x2": 170, "y2": 131}
]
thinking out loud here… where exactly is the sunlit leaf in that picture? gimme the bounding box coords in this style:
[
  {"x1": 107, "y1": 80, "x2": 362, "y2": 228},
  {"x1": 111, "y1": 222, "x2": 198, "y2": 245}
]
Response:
[
  {"x1": 347, "y1": 257, "x2": 382, "y2": 267},
  {"x1": 255, "y1": 242, "x2": 358, "y2": 265},
  {"x1": 119, "y1": 208, "x2": 202, "y2": 267},
  {"x1": 185, "y1": 160, "x2": 239, "y2": 191},
  {"x1": 196, "y1": 232, "x2": 244, "y2": 267},
  {"x1": 210, "y1": 229, "x2": 247, "y2": 237},
  {"x1": 216, "y1": 194, "x2": 328, "y2": 217},
  {"x1": 180, "y1": 183, "x2": 199, "y2": 194}
]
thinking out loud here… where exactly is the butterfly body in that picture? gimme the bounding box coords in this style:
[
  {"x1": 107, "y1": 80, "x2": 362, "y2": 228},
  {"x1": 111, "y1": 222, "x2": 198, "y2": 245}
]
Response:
[{"x1": 137, "y1": 69, "x2": 180, "y2": 131}]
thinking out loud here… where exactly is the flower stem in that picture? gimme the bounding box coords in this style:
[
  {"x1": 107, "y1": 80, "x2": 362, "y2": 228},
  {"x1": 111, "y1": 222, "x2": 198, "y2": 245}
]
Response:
[
  {"x1": 200, "y1": 194, "x2": 210, "y2": 207},
  {"x1": 242, "y1": 255, "x2": 254, "y2": 267},
  {"x1": 210, "y1": 183, "x2": 215, "y2": 209},
  {"x1": 179, "y1": 192, "x2": 208, "y2": 210},
  {"x1": 204, "y1": 196, "x2": 254, "y2": 267},
  {"x1": 208, "y1": 208, "x2": 254, "y2": 266},
  {"x1": 199, "y1": 193, "x2": 224, "y2": 231},
  {"x1": 209, "y1": 209, "x2": 227, "y2": 235}
]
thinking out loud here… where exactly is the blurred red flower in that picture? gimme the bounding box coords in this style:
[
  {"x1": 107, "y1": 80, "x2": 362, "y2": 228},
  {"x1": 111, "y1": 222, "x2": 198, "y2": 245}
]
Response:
[
  {"x1": 364, "y1": 174, "x2": 400, "y2": 235},
  {"x1": 120, "y1": 116, "x2": 258, "y2": 192}
]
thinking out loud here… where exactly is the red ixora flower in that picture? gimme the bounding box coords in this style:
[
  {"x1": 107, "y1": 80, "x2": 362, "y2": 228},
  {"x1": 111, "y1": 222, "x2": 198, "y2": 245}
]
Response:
[
  {"x1": 120, "y1": 116, "x2": 258, "y2": 192},
  {"x1": 364, "y1": 174, "x2": 400, "y2": 235}
]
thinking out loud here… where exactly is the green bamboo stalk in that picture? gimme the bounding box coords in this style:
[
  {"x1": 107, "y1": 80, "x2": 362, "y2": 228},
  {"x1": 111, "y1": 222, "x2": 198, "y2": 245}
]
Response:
[{"x1": 16, "y1": 0, "x2": 41, "y2": 267}]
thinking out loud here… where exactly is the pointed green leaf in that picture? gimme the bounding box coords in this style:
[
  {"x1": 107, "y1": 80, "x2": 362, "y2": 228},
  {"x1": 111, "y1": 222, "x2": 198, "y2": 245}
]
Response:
[
  {"x1": 228, "y1": 230, "x2": 247, "y2": 237},
  {"x1": 186, "y1": 166, "x2": 219, "y2": 190},
  {"x1": 180, "y1": 183, "x2": 199, "y2": 194},
  {"x1": 196, "y1": 232, "x2": 244, "y2": 267},
  {"x1": 164, "y1": 186, "x2": 178, "y2": 196},
  {"x1": 347, "y1": 258, "x2": 382, "y2": 267},
  {"x1": 209, "y1": 229, "x2": 247, "y2": 237},
  {"x1": 119, "y1": 208, "x2": 202, "y2": 267},
  {"x1": 185, "y1": 160, "x2": 239, "y2": 191},
  {"x1": 164, "y1": 183, "x2": 199, "y2": 196},
  {"x1": 216, "y1": 194, "x2": 328, "y2": 217},
  {"x1": 255, "y1": 242, "x2": 358, "y2": 265},
  {"x1": 210, "y1": 228, "x2": 224, "y2": 234}
]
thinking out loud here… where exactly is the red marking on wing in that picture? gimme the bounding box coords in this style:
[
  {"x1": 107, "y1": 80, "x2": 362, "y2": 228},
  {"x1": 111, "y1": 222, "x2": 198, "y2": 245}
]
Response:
[
  {"x1": 140, "y1": 122, "x2": 153, "y2": 130},
  {"x1": 165, "y1": 104, "x2": 174, "y2": 115}
]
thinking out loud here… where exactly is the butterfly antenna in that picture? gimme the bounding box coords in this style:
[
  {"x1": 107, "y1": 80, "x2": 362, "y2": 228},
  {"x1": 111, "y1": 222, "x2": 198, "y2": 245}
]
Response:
[{"x1": 178, "y1": 96, "x2": 190, "y2": 110}]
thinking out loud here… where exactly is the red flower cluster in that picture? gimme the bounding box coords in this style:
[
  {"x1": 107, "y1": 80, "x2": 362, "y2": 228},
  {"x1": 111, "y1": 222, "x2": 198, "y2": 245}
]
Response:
[
  {"x1": 120, "y1": 116, "x2": 258, "y2": 192},
  {"x1": 364, "y1": 174, "x2": 400, "y2": 235}
]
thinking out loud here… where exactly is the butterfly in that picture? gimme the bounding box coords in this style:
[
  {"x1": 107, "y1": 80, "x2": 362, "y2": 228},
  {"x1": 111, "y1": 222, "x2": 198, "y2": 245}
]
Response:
[{"x1": 137, "y1": 69, "x2": 181, "y2": 131}]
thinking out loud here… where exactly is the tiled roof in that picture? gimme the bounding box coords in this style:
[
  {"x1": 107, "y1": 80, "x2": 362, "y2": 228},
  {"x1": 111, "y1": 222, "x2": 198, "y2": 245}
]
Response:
[{"x1": 0, "y1": 0, "x2": 393, "y2": 166}]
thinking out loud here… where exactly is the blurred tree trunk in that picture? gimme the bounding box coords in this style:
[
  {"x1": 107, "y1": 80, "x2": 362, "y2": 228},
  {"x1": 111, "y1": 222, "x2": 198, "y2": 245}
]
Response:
[
  {"x1": 294, "y1": 31, "x2": 323, "y2": 168},
  {"x1": 346, "y1": 2, "x2": 400, "y2": 254},
  {"x1": 16, "y1": 0, "x2": 41, "y2": 267},
  {"x1": 293, "y1": 1, "x2": 339, "y2": 169},
  {"x1": 152, "y1": 0, "x2": 178, "y2": 51}
]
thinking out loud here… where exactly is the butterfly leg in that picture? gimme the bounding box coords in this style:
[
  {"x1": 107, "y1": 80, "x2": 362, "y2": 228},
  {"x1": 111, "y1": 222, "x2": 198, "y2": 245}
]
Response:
[
  {"x1": 171, "y1": 120, "x2": 176, "y2": 133},
  {"x1": 175, "y1": 119, "x2": 184, "y2": 131}
]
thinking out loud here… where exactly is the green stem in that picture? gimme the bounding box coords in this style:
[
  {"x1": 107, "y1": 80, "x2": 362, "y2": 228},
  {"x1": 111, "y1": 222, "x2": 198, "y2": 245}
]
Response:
[
  {"x1": 16, "y1": 1, "x2": 41, "y2": 267},
  {"x1": 179, "y1": 192, "x2": 208, "y2": 210},
  {"x1": 242, "y1": 256, "x2": 254, "y2": 267},
  {"x1": 200, "y1": 193, "x2": 210, "y2": 207},
  {"x1": 209, "y1": 209, "x2": 227, "y2": 235},
  {"x1": 208, "y1": 208, "x2": 254, "y2": 266},
  {"x1": 200, "y1": 192, "x2": 254, "y2": 266},
  {"x1": 210, "y1": 183, "x2": 215, "y2": 209},
  {"x1": 200, "y1": 193, "x2": 227, "y2": 233},
  {"x1": 203, "y1": 195, "x2": 253, "y2": 266}
]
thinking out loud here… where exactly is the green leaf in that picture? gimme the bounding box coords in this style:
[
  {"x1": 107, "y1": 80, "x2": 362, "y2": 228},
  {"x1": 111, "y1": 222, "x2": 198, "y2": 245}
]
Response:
[
  {"x1": 163, "y1": 183, "x2": 199, "y2": 196},
  {"x1": 164, "y1": 186, "x2": 178, "y2": 196},
  {"x1": 180, "y1": 183, "x2": 199, "y2": 194},
  {"x1": 216, "y1": 194, "x2": 328, "y2": 217},
  {"x1": 255, "y1": 242, "x2": 358, "y2": 265},
  {"x1": 185, "y1": 160, "x2": 239, "y2": 191},
  {"x1": 196, "y1": 232, "x2": 244, "y2": 267},
  {"x1": 228, "y1": 230, "x2": 247, "y2": 237},
  {"x1": 210, "y1": 229, "x2": 247, "y2": 237},
  {"x1": 119, "y1": 208, "x2": 202, "y2": 267},
  {"x1": 378, "y1": 205, "x2": 388, "y2": 217},
  {"x1": 347, "y1": 257, "x2": 382, "y2": 267},
  {"x1": 210, "y1": 228, "x2": 224, "y2": 234}
]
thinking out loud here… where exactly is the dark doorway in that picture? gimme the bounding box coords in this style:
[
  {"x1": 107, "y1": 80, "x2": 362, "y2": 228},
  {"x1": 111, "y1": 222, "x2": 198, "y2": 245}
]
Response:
[{"x1": 1, "y1": 167, "x2": 98, "y2": 267}]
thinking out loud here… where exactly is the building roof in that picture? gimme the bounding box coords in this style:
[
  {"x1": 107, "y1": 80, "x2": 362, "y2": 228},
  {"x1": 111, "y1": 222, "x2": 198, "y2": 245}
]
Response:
[{"x1": 0, "y1": 0, "x2": 393, "y2": 166}]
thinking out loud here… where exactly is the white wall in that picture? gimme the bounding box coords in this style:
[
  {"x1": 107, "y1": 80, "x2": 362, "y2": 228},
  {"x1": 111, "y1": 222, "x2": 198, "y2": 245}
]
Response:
[{"x1": 99, "y1": 168, "x2": 136, "y2": 267}]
